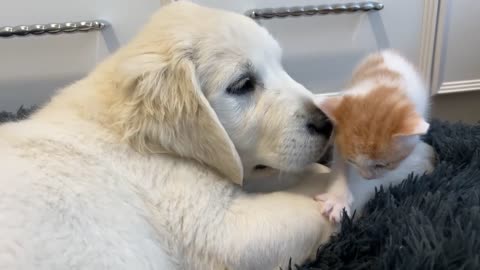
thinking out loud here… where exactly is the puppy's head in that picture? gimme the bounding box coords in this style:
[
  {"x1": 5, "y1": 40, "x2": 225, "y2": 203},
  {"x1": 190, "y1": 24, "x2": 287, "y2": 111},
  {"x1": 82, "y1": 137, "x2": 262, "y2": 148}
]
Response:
[{"x1": 110, "y1": 2, "x2": 332, "y2": 184}]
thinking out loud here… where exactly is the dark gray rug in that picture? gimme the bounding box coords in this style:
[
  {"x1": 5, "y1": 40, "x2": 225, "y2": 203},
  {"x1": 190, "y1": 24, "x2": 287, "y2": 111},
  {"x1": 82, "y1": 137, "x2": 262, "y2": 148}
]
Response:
[
  {"x1": 1, "y1": 108, "x2": 479, "y2": 270},
  {"x1": 299, "y1": 120, "x2": 480, "y2": 270}
]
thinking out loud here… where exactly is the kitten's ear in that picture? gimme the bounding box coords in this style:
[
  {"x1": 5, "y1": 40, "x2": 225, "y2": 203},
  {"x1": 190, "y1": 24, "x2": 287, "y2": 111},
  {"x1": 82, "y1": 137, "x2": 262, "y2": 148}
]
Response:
[
  {"x1": 313, "y1": 95, "x2": 343, "y2": 122},
  {"x1": 394, "y1": 115, "x2": 430, "y2": 137}
]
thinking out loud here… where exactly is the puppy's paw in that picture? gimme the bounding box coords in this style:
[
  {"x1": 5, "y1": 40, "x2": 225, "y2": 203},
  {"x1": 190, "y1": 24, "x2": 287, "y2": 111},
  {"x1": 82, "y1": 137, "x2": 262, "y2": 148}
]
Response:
[{"x1": 314, "y1": 193, "x2": 352, "y2": 223}]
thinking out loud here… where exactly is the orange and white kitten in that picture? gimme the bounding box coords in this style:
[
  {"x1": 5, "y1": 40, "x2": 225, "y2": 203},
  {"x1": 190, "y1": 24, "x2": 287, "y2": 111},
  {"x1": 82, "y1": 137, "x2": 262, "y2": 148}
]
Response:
[{"x1": 314, "y1": 50, "x2": 435, "y2": 222}]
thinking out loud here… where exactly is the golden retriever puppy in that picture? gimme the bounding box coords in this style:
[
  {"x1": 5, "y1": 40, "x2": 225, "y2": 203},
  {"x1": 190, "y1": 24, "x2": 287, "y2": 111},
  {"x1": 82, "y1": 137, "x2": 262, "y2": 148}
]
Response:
[{"x1": 0, "y1": 2, "x2": 334, "y2": 269}]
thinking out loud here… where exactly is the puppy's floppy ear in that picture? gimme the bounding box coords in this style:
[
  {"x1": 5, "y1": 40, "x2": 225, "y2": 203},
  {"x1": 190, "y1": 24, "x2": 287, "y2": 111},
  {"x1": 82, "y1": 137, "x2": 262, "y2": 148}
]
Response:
[{"x1": 114, "y1": 53, "x2": 244, "y2": 184}]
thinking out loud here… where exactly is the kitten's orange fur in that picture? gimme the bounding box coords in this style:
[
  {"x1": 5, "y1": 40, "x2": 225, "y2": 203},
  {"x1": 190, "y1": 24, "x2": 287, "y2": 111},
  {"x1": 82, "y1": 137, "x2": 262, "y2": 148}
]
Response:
[
  {"x1": 335, "y1": 89, "x2": 417, "y2": 162},
  {"x1": 313, "y1": 50, "x2": 433, "y2": 222},
  {"x1": 324, "y1": 52, "x2": 425, "y2": 167}
]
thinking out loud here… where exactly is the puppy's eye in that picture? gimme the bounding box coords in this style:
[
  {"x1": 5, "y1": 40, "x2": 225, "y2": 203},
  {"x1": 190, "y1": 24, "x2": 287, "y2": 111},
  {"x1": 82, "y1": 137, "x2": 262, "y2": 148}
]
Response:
[{"x1": 226, "y1": 76, "x2": 255, "y2": 95}]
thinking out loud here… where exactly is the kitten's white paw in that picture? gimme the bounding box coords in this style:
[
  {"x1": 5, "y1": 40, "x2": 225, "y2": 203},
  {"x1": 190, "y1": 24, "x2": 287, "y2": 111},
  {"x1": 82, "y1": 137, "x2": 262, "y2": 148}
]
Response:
[
  {"x1": 414, "y1": 142, "x2": 437, "y2": 175},
  {"x1": 424, "y1": 145, "x2": 436, "y2": 174},
  {"x1": 315, "y1": 193, "x2": 352, "y2": 223}
]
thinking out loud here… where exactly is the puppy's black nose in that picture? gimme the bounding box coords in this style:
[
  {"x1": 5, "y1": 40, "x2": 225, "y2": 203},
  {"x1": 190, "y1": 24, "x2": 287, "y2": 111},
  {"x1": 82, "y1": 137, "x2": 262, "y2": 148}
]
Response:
[
  {"x1": 306, "y1": 121, "x2": 333, "y2": 136},
  {"x1": 306, "y1": 109, "x2": 333, "y2": 137}
]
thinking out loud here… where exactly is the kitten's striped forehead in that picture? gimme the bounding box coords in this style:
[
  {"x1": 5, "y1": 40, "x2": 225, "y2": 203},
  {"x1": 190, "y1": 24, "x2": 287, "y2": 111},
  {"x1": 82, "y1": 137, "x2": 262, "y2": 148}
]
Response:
[
  {"x1": 335, "y1": 84, "x2": 416, "y2": 160},
  {"x1": 348, "y1": 54, "x2": 400, "y2": 87}
]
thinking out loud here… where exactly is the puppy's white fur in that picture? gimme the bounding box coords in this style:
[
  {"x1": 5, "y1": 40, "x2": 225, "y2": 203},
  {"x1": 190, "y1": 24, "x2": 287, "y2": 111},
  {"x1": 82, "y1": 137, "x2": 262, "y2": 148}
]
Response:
[{"x1": 0, "y1": 2, "x2": 334, "y2": 270}]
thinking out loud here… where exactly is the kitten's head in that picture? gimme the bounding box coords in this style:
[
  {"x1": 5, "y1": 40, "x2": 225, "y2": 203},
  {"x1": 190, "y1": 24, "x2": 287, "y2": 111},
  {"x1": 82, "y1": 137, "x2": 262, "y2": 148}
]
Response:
[{"x1": 314, "y1": 87, "x2": 429, "y2": 179}]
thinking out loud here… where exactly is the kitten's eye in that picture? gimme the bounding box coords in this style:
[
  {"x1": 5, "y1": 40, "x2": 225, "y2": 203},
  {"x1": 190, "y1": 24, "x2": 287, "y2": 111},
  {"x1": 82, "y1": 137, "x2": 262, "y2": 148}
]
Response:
[
  {"x1": 374, "y1": 164, "x2": 386, "y2": 169},
  {"x1": 385, "y1": 162, "x2": 395, "y2": 168},
  {"x1": 226, "y1": 76, "x2": 255, "y2": 95}
]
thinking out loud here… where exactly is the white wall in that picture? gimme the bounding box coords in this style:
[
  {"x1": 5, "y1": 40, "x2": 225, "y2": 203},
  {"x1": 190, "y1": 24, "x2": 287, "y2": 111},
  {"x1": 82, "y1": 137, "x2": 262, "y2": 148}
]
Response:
[
  {"x1": 1, "y1": 0, "x2": 478, "y2": 124},
  {"x1": 0, "y1": 0, "x2": 160, "y2": 112}
]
